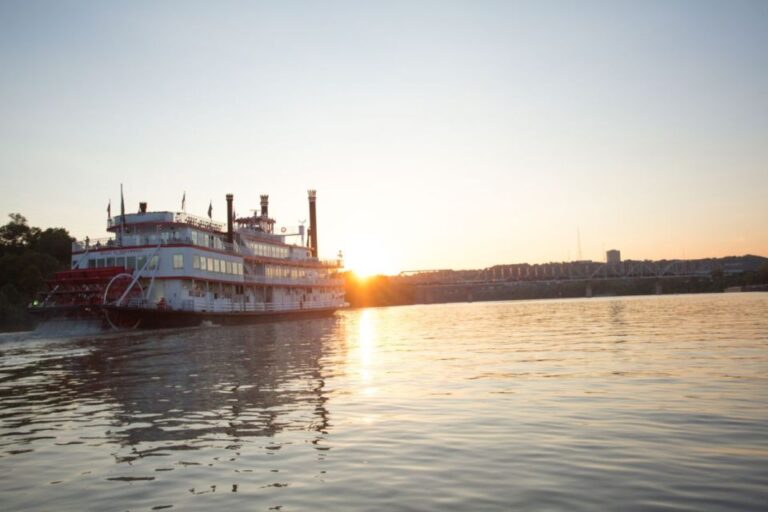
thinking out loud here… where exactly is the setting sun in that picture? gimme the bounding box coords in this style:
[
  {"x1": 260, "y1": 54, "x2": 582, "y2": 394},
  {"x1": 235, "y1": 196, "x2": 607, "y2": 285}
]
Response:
[{"x1": 343, "y1": 240, "x2": 399, "y2": 278}]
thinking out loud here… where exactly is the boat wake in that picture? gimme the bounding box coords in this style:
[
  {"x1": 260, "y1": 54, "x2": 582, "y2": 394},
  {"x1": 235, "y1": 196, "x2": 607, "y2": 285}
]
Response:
[{"x1": 33, "y1": 318, "x2": 105, "y2": 337}]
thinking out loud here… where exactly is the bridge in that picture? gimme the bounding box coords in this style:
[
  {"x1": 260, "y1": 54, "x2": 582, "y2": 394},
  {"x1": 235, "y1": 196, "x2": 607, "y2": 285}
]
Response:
[{"x1": 398, "y1": 256, "x2": 759, "y2": 300}]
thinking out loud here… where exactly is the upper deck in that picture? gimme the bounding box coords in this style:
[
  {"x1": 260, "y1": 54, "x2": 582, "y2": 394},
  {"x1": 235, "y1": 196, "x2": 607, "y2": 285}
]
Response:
[
  {"x1": 74, "y1": 190, "x2": 339, "y2": 268},
  {"x1": 74, "y1": 210, "x2": 341, "y2": 269},
  {"x1": 108, "y1": 211, "x2": 225, "y2": 233}
]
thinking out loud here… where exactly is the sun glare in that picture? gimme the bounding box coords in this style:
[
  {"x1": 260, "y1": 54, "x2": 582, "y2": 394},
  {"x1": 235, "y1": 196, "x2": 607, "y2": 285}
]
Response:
[{"x1": 344, "y1": 241, "x2": 397, "y2": 278}]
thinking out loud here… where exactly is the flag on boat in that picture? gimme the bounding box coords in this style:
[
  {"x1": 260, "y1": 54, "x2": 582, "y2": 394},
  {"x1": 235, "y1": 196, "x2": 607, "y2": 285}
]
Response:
[
  {"x1": 107, "y1": 199, "x2": 111, "y2": 219},
  {"x1": 181, "y1": 191, "x2": 186, "y2": 211},
  {"x1": 207, "y1": 201, "x2": 213, "y2": 219}
]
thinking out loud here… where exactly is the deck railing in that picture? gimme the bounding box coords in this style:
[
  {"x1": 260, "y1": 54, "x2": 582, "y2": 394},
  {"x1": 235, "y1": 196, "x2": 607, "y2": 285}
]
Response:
[
  {"x1": 172, "y1": 212, "x2": 225, "y2": 231},
  {"x1": 124, "y1": 298, "x2": 346, "y2": 313},
  {"x1": 73, "y1": 234, "x2": 237, "y2": 254},
  {"x1": 73, "y1": 235, "x2": 344, "y2": 269},
  {"x1": 243, "y1": 275, "x2": 343, "y2": 286},
  {"x1": 108, "y1": 213, "x2": 225, "y2": 232}
]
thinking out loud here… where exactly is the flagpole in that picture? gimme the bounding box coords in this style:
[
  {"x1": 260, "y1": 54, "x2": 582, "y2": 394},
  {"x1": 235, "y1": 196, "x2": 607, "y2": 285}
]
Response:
[{"x1": 120, "y1": 184, "x2": 126, "y2": 245}]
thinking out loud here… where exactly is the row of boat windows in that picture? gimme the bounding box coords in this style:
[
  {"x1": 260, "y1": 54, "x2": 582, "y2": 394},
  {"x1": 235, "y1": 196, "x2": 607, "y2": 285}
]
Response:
[
  {"x1": 189, "y1": 230, "x2": 228, "y2": 250},
  {"x1": 84, "y1": 253, "x2": 241, "y2": 275},
  {"x1": 181, "y1": 281, "x2": 326, "y2": 300},
  {"x1": 190, "y1": 230, "x2": 290, "y2": 259},
  {"x1": 111, "y1": 229, "x2": 228, "y2": 250},
  {"x1": 263, "y1": 264, "x2": 315, "y2": 279},
  {"x1": 191, "y1": 255, "x2": 244, "y2": 275},
  {"x1": 184, "y1": 281, "x2": 244, "y2": 299},
  {"x1": 87, "y1": 255, "x2": 159, "y2": 270},
  {"x1": 117, "y1": 228, "x2": 293, "y2": 259},
  {"x1": 244, "y1": 240, "x2": 290, "y2": 259}
]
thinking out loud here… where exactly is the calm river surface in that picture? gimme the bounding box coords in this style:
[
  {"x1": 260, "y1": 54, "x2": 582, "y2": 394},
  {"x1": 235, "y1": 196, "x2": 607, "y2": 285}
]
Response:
[{"x1": 1, "y1": 293, "x2": 767, "y2": 511}]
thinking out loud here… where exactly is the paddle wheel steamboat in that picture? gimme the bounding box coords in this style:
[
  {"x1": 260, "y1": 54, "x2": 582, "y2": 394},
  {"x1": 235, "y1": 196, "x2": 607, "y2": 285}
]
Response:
[{"x1": 30, "y1": 190, "x2": 347, "y2": 331}]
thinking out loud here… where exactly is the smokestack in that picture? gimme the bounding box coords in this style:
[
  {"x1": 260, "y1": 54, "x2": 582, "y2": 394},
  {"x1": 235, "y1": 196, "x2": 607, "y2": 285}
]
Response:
[
  {"x1": 308, "y1": 189, "x2": 318, "y2": 257},
  {"x1": 139, "y1": 202, "x2": 147, "y2": 214},
  {"x1": 226, "y1": 194, "x2": 234, "y2": 244},
  {"x1": 260, "y1": 195, "x2": 269, "y2": 218}
]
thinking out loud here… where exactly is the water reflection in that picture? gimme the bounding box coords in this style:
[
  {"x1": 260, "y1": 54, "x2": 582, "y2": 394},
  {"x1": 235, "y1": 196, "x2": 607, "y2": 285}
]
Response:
[
  {"x1": 2, "y1": 295, "x2": 767, "y2": 512},
  {"x1": 356, "y1": 309, "x2": 376, "y2": 386},
  {"x1": 0, "y1": 318, "x2": 341, "y2": 465}
]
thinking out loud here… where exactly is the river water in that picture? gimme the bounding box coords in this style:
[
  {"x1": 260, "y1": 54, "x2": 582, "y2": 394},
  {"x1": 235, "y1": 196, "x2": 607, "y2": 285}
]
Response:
[{"x1": 1, "y1": 293, "x2": 766, "y2": 511}]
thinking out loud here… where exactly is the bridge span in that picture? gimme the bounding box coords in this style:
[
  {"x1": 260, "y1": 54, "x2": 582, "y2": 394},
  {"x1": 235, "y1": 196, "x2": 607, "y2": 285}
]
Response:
[{"x1": 399, "y1": 256, "x2": 766, "y2": 302}]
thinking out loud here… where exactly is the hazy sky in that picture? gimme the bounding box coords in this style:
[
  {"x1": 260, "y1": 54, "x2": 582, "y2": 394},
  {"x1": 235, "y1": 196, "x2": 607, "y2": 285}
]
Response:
[{"x1": 1, "y1": 1, "x2": 767, "y2": 274}]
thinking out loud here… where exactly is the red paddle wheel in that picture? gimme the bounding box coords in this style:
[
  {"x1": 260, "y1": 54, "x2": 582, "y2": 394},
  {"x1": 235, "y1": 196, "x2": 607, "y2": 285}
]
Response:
[
  {"x1": 34, "y1": 267, "x2": 144, "y2": 329},
  {"x1": 39, "y1": 267, "x2": 130, "y2": 308}
]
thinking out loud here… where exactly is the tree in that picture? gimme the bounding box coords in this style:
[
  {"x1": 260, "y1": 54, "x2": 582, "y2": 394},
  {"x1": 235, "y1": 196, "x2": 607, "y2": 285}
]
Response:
[
  {"x1": 0, "y1": 213, "x2": 40, "y2": 253},
  {"x1": 0, "y1": 214, "x2": 72, "y2": 331},
  {"x1": 29, "y1": 228, "x2": 72, "y2": 266}
]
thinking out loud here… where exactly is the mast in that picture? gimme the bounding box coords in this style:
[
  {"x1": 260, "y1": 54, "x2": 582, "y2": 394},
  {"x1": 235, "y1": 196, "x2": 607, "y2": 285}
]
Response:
[{"x1": 308, "y1": 190, "x2": 318, "y2": 257}]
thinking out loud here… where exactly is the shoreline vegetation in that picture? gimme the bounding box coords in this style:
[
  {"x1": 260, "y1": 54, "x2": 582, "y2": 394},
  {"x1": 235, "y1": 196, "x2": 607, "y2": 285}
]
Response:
[
  {"x1": 0, "y1": 214, "x2": 72, "y2": 332},
  {"x1": 1, "y1": 213, "x2": 766, "y2": 332}
]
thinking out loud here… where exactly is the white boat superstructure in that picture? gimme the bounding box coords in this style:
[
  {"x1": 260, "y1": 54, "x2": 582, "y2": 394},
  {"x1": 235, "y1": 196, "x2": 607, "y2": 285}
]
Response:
[{"x1": 35, "y1": 190, "x2": 346, "y2": 329}]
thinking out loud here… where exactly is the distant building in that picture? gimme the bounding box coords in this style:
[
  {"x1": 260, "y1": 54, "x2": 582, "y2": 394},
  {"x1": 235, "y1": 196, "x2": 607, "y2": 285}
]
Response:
[{"x1": 606, "y1": 249, "x2": 621, "y2": 265}]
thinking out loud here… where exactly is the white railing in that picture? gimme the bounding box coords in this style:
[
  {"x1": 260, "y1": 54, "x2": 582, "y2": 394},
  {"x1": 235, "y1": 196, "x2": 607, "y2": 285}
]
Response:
[
  {"x1": 172, "y1": 212, "x2": 225, "y2": 232},
  {"x1": 237, "y1": 227, "x2": 285, "y2": 243},
  {"x1": 72, "y1": 237, "x2": 119, "y2": 252},
  {"x1": 244, "y1": 275, "x2": 343, "y2": 286},
  {"x1": 73, "y1": 234, "x2": 238, "y2": 254},
  {"x1": 124, "y1": 298, "x2": 345, "y2": 313},
  {"x1": 318, "y1": 258, "x2": 343, "y2": 268},
  {"x1": 73, "y1": 234, "x2": 343, "y2": 271}
]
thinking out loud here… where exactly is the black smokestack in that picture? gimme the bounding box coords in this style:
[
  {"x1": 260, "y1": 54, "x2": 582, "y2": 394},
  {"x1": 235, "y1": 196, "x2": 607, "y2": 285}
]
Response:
[
  {"x1": 260, "y1": 194, "x2": 269, "y2": 217},
  {"x1": 308, "y1": 189, "x2": 318, "y2": 257},
  {"x1": 226, "y1": 194, "x2": 234, "y2": 244},
  {"x1": 139, "y1": 202, "x2": 147, "y2": 214}
]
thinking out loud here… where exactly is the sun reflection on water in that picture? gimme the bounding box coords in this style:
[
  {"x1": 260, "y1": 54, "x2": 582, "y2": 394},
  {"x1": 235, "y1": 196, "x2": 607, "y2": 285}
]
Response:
[{"x1": 357, "y1": 309, "x2": 377, "y2": 393}]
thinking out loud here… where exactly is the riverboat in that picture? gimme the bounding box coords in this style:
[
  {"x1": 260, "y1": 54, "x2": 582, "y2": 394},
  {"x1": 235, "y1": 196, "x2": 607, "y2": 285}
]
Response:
[{"x1": 30, "y1": 190, "x2": 347, "y2": 330}]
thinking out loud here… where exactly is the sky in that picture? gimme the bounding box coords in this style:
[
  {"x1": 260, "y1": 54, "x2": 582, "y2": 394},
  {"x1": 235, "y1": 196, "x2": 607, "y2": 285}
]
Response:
[{"x1": 1, "y1": 0, "x2": 767, "y2": 275}]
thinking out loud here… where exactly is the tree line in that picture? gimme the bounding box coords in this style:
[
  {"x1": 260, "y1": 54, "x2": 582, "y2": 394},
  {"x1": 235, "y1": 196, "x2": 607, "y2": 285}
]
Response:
[{"x1": 0, "y1": 213, "x2": 72, "y2": 331}]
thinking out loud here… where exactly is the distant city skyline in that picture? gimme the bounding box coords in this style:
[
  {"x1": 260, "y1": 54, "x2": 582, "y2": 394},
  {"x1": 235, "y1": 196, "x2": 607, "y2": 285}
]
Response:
[{"x1": 1, "y1": 1, "x2": 767, "y2": 275}]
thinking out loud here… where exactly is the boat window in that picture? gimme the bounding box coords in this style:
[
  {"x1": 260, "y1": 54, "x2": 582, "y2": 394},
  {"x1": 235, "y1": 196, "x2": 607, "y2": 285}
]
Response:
[
  {"x1": 192, "y1": 255, "x2": 200, "y2": 269},
  {"x1": 213, "y1": 259, "x2": 220, "y2": 273},
  {"x1": 173, "y1": 254, "x2": 184, "y2": 269},
  {"x1": 115, "y1": 256, "x2": 126, "y2": 268},
  {"x1": 148, "y1": 255, "x2": 159, "y2": 270},
  {"x1": 127, "y1": 256, "x2": 136, "y2": 269},
  {"x1": 206, "y1": 257, "x2": 214, "y2": 272},
  {"x1": 106, "y1": 257, "x2": 115, "y2": 267},
  {"x1": 137, "y1": 256, "x2": 147, "y2": 270}
]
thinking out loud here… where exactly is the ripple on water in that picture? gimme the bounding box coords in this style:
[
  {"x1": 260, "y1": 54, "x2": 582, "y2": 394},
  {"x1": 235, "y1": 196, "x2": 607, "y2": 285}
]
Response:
[{"x1": 0, "y1": 294, "x2": 766, "y2": 511}]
